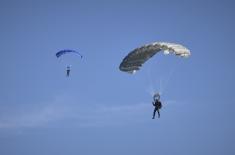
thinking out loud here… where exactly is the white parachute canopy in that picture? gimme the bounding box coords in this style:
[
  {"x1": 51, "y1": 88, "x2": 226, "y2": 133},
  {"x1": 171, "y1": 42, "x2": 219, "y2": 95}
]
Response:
[{"x1": 119, "y1": 42, "x2": 191, "y2": 74}]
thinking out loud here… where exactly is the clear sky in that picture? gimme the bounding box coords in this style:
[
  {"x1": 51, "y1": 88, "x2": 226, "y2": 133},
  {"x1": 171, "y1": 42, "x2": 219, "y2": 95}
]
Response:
[{"x1": 0, "y1": 0, "x2": 235, "y2": 154}]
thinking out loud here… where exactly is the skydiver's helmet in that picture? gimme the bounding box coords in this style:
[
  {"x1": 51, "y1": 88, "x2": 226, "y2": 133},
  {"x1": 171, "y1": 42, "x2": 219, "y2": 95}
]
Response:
[{"x1": 153, "y1": 93, "x2": 160, "y2": 101}]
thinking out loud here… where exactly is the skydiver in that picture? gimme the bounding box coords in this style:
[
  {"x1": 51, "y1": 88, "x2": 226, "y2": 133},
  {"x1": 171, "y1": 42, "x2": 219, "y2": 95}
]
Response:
[
  {"x1": 152, "y1": 93, "x2": 162, "y2": 119},
  {"x1": 66, "y1": 66, "x2": 70, "y2": 77}
]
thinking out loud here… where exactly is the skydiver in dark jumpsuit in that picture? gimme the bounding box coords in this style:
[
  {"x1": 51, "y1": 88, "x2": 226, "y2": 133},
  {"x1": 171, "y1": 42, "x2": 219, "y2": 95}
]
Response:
[
  {"x1": 152, "y1": 93, "x2": 162, "y2": 119},
  {"x1": 66, "y1": 66, "x2": 70, "y2": 77}
]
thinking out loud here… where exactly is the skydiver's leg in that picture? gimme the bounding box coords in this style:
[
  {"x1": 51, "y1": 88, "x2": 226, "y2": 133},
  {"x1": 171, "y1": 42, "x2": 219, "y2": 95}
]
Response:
[
  {"x1": 152, "y1": 108, "x2": 157, "y2": 119},
  {"x1": 157, "y1": 109, "x2": 160, "y2": 118},
  {"x1": 67, "y1": 70, "x2": 70, "y2": 77}
]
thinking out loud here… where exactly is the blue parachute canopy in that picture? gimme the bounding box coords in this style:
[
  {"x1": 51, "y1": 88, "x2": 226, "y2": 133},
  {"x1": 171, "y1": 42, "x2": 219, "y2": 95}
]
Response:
[{"x1": 56, "y1": 49, "x2": 83, "y2": 58}]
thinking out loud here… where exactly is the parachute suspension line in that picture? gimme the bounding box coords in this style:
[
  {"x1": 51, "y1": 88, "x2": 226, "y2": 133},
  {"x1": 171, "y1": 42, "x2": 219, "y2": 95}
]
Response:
[
  {"x1": 160, "y1": 65, "x2": 176, "y2": 95},
  {"x1": 146, "y1": 65, "x2": 161, "y2": 98},
  {"x1": 161, "y1": 57, "x2": 182, "y2": 96},
  {"x1": 145, "y1": 60, "x2": 180, "y2": 101},
  {"x1": 146, "y1": 67, "x2": 155, "y2": 97},
  {"x1": 159, "y1": 78, "x2": 163, "y2": 96}
]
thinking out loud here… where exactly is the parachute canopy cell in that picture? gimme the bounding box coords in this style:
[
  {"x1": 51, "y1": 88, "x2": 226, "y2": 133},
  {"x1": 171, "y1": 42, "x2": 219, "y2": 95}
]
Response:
[
  {"x1": 119, "y1": 42, "x2": 191, "y2": 74},
  {"x1": 56, "y1": 49, "x2": 83, "y2": 58}
]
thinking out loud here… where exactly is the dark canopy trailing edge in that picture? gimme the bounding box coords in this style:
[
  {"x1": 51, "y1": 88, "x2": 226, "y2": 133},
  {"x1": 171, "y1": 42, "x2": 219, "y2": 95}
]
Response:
[{"x1": 56, "y1": 49, "x2": 83, "y2": 58}]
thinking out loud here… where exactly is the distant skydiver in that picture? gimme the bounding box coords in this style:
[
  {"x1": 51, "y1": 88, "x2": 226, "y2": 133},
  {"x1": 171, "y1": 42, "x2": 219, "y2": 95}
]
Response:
[
  {"x1": 152, "y1": 93, "x2": 162, "y2": 119},
  {"x1": 66, "y1": 66, "x2": 70, "y2": 77},
  {"x1": 55, "y1": 49, "x2": 83, "y2": 77}
]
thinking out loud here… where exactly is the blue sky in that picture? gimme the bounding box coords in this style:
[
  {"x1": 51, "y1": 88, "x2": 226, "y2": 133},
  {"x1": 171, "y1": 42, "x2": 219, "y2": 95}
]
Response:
[{"x1": 0, "y1": 0, "x2": 235, "y2": 154}]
